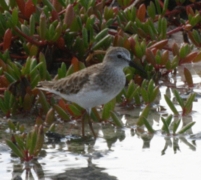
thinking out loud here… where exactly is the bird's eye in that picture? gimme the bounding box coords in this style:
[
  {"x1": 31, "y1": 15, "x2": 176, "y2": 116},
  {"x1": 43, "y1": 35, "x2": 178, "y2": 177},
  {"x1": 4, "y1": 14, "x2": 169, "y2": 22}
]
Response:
[{"x1": 117, "y1": 54, "x2": 122, "y2": 58}]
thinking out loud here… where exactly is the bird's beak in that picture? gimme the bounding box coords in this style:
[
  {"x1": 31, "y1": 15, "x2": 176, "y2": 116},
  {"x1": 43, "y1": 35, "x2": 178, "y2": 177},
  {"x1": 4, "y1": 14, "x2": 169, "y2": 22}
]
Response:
[{"x1": 129, "y1": 60, "x2": 147, "y2": 78}]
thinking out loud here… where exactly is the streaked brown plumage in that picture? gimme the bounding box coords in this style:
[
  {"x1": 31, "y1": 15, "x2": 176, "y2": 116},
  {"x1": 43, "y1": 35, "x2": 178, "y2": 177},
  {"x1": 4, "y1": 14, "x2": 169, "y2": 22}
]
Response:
[{"x1": 37, "y1": 47, "x2": 144, "y2": 137}]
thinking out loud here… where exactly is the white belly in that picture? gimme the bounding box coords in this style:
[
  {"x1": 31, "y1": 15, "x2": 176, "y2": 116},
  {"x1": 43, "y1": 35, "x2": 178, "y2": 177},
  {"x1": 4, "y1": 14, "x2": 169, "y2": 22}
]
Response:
[{"x1": 60, "y1": 89, "x2": 119, "y2": 109}]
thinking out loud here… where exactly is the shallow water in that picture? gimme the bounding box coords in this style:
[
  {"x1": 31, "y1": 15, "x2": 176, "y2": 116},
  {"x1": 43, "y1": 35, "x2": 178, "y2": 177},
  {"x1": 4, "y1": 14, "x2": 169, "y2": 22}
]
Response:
[{"x1": 1, "y1": 64, "x2": 201, "y2": 180}]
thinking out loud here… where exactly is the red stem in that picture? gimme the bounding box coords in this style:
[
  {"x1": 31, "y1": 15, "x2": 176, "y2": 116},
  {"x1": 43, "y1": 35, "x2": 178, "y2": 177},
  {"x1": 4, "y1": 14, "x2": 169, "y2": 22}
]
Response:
[{"x1": 14, "y1": 27, "x2": 46, "y2": 47}]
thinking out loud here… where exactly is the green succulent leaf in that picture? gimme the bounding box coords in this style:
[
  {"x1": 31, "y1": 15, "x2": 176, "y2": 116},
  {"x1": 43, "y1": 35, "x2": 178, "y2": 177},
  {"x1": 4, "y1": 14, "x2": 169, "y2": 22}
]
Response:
[
  {"x1": 31, "y1": 74, "x2": 40, "y2": 88},
  {"x1": 141, "y1": 87, "x2": 149, "y2": 103},
  {"x1": 184, "y1": 68, "x2": 193, "y2": 87},
  {"x1": 164, "y1": 94, "x2": 179, "y2": 115},
  {"x1": 126, "y1": 80, "x2": 135, "y2": 99},
  {"x1": 69, "y1": 104, "x2": 82, "y2": 116},
  {"x1": 94, "y1": 28, "x2": 109, "y2": 42},
  {"x1": 28, "y1": 130, "x2": 37, "y2": 155},
  {"x1": 6, "y1": 139, "x2": 24, "y2": 159},
  {"x1": 162, "y1": 0, "x2": 169, "y2": 15},
  {"x1": 136, "y1": 105, "x2": 150, "y2": 126},
  {"x1": 58, "y1": 62, "x2": 67, "y2": 79},
  {"x1": 90, "y1": 108, "x2": 100, "y2": 122},
  {"x1": 161, "y1": 115, "x2": 173, "y2": 131},
  {"x1": 53, "y1": 104, "x2": 70, "y2": 121},
  {"x1": 178, "y1": 121, "x2": 195, "y2": 134},
  {"x1": 102, "y1": 98, "x2": 116, "y2": 120},
  {"x1": 42, "y1": 0, "x2": 55, "y2": 10},
  {"x1": 7, "y1": 120, "x2": 16, "y2": 131},
  {"x1": 173, "y1": 90, "x2": 184, "y2": 107},
  {"x1": 38, "y1": 90, "x2": 50, "y2": 113},
  {"x1": 82, "y1": 27, "x2": 88, "y2": 47},
  {"x1": 110, "y1": 111, "x2": 123, "y2": 127},
  {"x1": 14, "y1": 135, "x2": 25, "y2": 150},
  {"x1": 12, "y1": 8, "x2": 19, "y2": 26},
  {"x1": 150, "y1": 86, "x2": 159, "y2": 103},
  {"x1": 173, "y1": 119, "x2": 181, "y2": 134},
  {"x1": 161, "y1": 117, "x2": 170, "y2": 134},
  {"x1": 155, "y1": 0, "x2": 162, "y2": 14},
  {"x1": 184, "y1": 93, "x2": 195, "y2": 114},
  {"x1": 0, "y1": 0, "x2": 9, "y2": 11},
  {"x1": 143, "y1": 117, "x2": 155, "y2": 133},
  {"x1": 92, "y1": 34, "x2": 112, "y2": 50}
]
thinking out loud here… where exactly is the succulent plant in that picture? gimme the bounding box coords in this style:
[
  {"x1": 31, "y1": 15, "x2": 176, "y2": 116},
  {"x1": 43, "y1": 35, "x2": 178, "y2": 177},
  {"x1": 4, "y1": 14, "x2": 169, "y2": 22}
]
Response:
[{"x1": 0, "y1": 0, "x2": 199, "y2": 161}]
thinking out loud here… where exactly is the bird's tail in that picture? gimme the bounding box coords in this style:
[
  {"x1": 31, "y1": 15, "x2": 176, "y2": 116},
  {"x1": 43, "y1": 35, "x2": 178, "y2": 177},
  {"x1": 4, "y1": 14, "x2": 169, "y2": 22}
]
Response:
[{"x1": 37, "y1": 81, "x2": 55, "y2": 89}]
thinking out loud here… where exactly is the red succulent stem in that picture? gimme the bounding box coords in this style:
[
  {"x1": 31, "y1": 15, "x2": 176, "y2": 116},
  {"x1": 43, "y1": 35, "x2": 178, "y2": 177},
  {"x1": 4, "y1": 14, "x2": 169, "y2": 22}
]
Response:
[
  {"x1": 14, "y1": 27, "x2": 47, "y2": 47},
  {"x1": 167, "y1": 26, "x2": 184, "y2": 35}
]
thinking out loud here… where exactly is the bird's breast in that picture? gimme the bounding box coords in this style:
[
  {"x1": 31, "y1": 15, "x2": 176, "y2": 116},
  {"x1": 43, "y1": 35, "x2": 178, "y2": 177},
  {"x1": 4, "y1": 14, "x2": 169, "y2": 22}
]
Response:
[{"x1": 96, "y1": 69, "x2": 126, "y2": 95}]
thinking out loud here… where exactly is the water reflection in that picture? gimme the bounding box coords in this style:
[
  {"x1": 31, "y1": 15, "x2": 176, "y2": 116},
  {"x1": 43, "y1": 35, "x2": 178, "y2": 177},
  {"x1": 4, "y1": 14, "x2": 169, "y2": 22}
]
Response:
[
  {"x1": 3, "y1": 122, "x2": 201, "y2": 180},
  {"x1": 11, "y1": 157, "x2": 117, "y2": 180},
  {"x1": 2, "y1": 64, "x2": 201, "y2": 180},
  {"x1": 3, "y1": 105, "x2": 201, "y2": 180},
  {"x1": 51, "y1": 161, "x2": 118, "y2": 180},
  {"x1": 12, "y1": 160, "x2": 45, "y2": 180}
]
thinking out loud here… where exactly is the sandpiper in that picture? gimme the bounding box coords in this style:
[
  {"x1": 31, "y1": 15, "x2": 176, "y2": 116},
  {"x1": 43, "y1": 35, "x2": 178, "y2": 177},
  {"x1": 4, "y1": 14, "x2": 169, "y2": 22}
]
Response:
[{"x1": 37, "y1": 47, "x2": 144, "y2": 137}]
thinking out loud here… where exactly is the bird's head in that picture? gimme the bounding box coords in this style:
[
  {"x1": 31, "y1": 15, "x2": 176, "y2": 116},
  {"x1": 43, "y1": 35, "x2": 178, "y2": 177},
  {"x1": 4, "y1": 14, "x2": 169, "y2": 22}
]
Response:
[{"x1": 104, "y1": 47, "x2": 146, "y2": 76}]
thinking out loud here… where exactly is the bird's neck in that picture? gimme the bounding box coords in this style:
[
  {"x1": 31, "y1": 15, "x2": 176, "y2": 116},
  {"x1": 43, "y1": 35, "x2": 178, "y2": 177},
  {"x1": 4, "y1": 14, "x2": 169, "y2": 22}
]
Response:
[{"x1": 102, "y1": 61, "x2": 125, "y2": 72}]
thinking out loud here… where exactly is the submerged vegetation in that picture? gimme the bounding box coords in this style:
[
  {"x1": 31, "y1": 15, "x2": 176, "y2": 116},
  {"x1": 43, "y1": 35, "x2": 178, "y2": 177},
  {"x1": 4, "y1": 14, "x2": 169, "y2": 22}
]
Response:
[{"x1": 0, "y1": 0, "x2": 200, "y2": 161}]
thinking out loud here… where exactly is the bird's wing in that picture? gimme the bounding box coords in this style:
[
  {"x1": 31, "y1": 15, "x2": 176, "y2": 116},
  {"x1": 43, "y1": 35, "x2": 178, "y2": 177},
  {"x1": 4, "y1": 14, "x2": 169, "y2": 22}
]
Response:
[{"x1": 37, "y1": 68, "x2": 93, "y2": 95}]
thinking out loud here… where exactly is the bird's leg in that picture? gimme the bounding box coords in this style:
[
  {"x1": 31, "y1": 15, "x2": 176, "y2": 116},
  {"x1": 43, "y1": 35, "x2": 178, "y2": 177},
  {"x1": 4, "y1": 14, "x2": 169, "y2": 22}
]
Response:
[
  {"x1": 86, "y1": 109, "x2": 97, "y2": 138},
  {"x1": 81, "y1": 111, "x2": 87, "y2": 137},
  {"x1": 81, "y1": 111, "x2": 96, "y2": 138},
  {"x1": 88, "y1": 116, "x2": 96, "y2": 138}
]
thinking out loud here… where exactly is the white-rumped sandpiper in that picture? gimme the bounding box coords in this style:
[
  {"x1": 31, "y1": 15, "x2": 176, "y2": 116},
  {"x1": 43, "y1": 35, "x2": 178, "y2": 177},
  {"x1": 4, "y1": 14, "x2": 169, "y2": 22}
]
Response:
[{"x1": 37, "y1": 47, "x2": 144, "y2": 137}]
